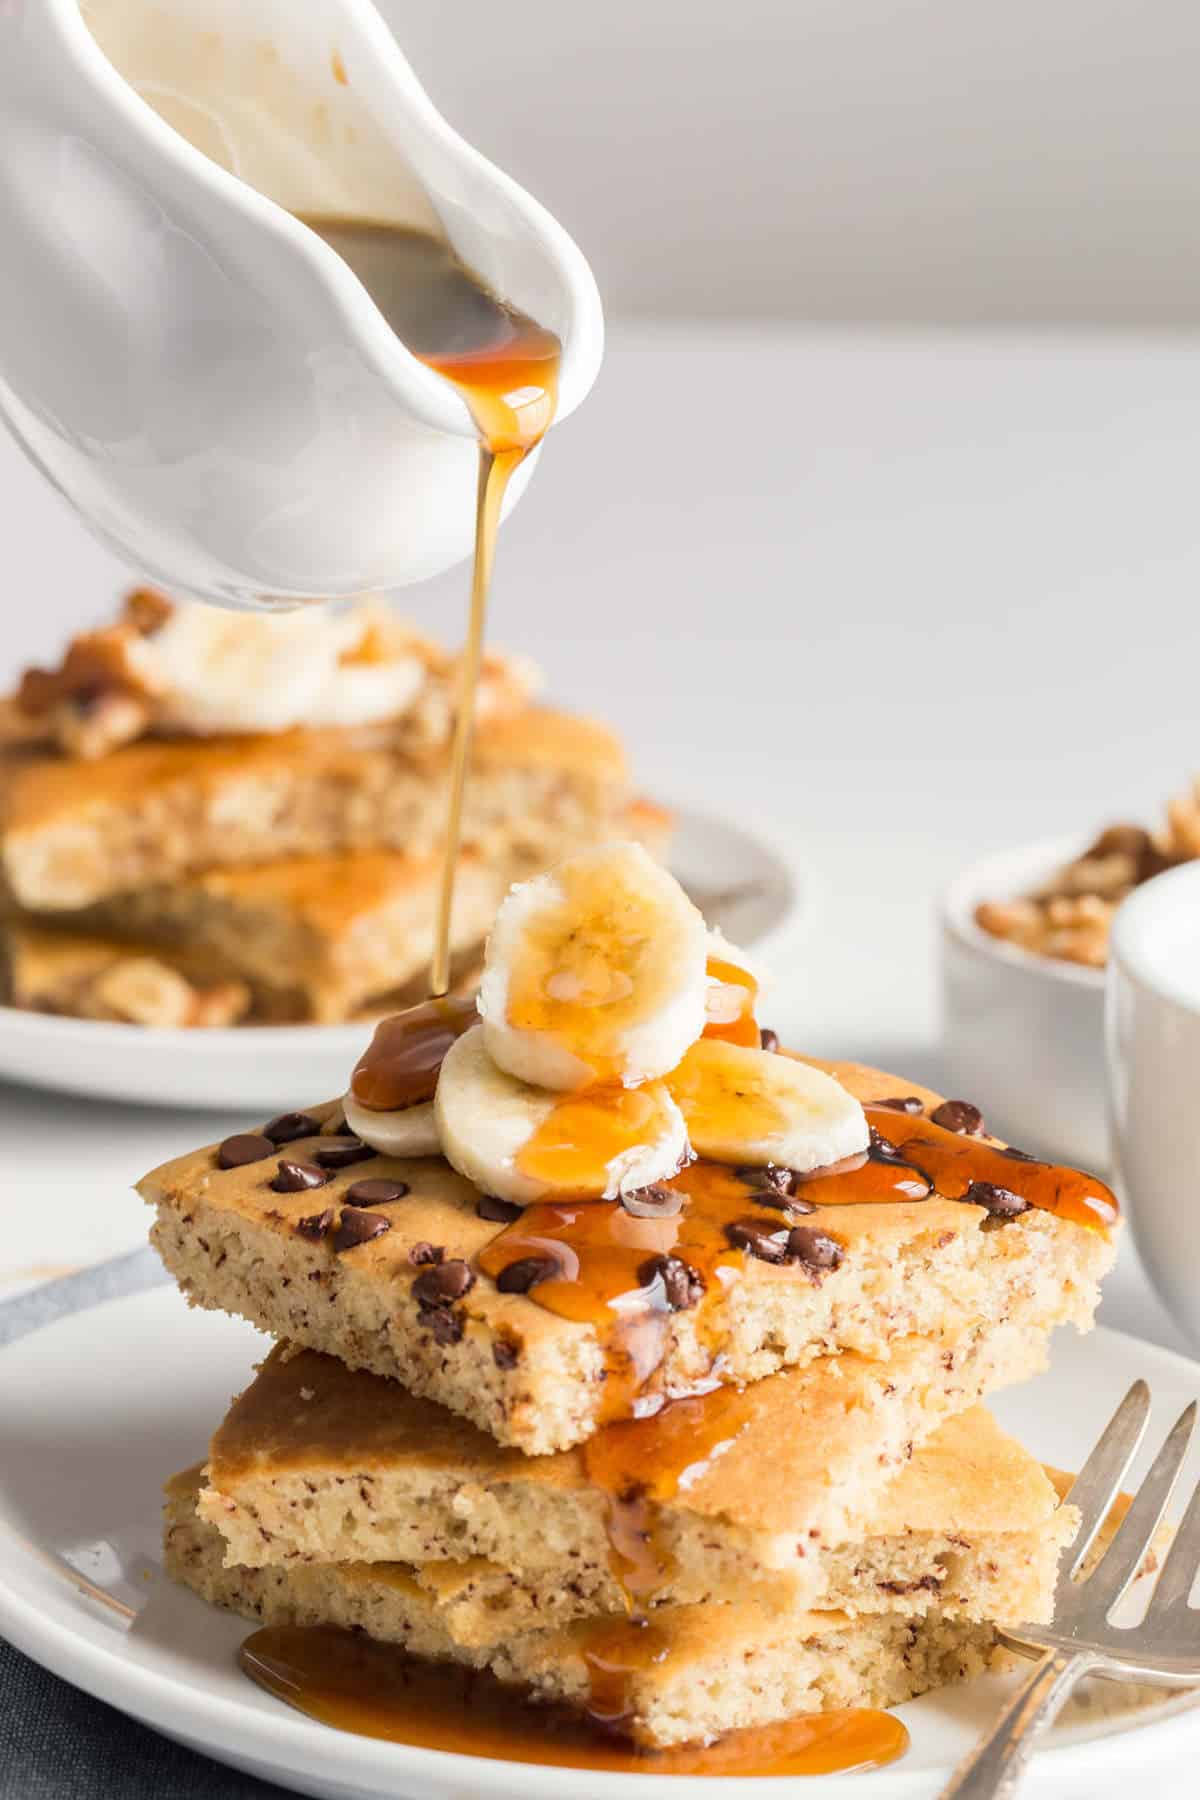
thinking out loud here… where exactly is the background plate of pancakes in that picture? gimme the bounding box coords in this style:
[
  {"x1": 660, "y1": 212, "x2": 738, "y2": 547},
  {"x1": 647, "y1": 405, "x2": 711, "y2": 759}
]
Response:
[{"x1": 0, "y1": 806, "x2": 801, "y2": 1111}]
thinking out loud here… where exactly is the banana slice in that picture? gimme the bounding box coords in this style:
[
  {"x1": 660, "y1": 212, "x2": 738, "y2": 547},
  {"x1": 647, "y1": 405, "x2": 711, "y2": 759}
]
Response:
[
  {"x1": 342, "y1": 1092, "x2": 441, "y2": 1159},
  {"x1": 435, "y1": 1025, "x2": 689, "y2": 1204},
  {"x1": 131, "y1": 602, "x2": 423, "y2": 735},
  {"x1": 478, "y1": 842, "x2": 709, "y2": 1091},
  {"x1": 665, "y1": 1039, "x2": 867, "y2": 1172}
]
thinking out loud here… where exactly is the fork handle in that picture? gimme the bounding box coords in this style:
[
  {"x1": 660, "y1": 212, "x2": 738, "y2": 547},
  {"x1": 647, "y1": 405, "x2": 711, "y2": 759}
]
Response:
[{"x1": 937, "y1": 1648, "x2": 1095, "y2": 1800}]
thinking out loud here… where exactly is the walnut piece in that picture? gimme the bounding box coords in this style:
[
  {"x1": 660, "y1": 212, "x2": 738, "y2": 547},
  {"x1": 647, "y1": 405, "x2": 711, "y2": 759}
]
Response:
[
  {"x1": 975, "y1": 809, "x2": 1190, "y2": 969},
  {"x1": 14, "y1": 611, "x2": 168, "y2": 758}
]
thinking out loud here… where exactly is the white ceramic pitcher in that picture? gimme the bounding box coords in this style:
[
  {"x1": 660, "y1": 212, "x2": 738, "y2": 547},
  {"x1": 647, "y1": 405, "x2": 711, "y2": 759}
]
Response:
[{"x1": 0, "y1": 0, "x2": 603, "y2": 608}]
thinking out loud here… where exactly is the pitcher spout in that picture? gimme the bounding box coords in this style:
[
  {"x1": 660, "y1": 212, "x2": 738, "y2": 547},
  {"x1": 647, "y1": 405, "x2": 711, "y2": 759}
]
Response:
[{"x1": 0, "y1": 0, "x2": 603, "y2": 605}]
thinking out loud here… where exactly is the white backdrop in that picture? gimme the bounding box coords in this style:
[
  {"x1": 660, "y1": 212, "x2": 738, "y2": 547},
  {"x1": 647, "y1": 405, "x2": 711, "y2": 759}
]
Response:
[{"x1": 383, "y1": 0, "x2": 1200, "y2": 326}]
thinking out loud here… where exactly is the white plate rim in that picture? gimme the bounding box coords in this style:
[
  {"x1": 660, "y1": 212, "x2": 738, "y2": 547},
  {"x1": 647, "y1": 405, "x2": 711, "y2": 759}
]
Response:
[{"x1": 2, "y1": 1259, "x2": 1200, "y2": 1797}]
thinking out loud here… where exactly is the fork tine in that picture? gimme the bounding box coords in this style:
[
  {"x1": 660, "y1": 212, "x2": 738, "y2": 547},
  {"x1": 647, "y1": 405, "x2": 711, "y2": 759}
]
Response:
[
  {"x1": 1145, "y1": 1471, "x2": 1200, "y2": 1618},
  {"x1": 1080, "y1": 1401, "x2": 1196, "y2": 1615},
  {"x1": 1060, "y1": 1380, "x2": 1151, "y2": 1582}
]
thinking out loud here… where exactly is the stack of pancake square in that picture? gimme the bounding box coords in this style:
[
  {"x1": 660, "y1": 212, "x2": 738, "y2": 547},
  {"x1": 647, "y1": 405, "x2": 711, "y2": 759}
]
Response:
[
  {"x1": 1, "y1": 593, "x2": 660, "y2": 1024},
  {"x1": 143, "y1": 1057, "x2": 1116, "y2": 1751}
]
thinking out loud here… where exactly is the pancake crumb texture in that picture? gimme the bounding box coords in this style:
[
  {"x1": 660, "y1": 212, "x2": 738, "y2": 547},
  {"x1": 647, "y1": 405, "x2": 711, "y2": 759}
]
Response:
[{"x1": 166, "y1": 1473, "x2": 998, "y2": 1750}]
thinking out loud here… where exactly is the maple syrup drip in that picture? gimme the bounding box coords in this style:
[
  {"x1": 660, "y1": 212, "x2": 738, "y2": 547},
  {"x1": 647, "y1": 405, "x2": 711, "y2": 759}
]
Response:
[
  {"x1": 476, "y1": 1194, "x2": 690, "y2": 1419},
  {"x1": 349, "y1": 995, "x2": 478, "y2": 1112},
  {"x1": 299, "y1": 220, "x2": 561, "y2": 997},
  {"x1": 479, "y1": 1160, "x2": 827, "y2": 1420},
  {"x1": 239, "y1": 1624, "x2": 908, "y2": 1775},
  {"x1": 792, "y1": 1107, "x2": 1120, "y2": 1231},
  {"x1": 579, "y1": 1614, "x2": 671, "y2": 1730},
  {"x1": 582, "y1": 1384, "x2": 752, "y2": 1613},
  {"x1": 702, "y1": 955, "x2": 760, "y2": 1047},
  {"x1": 515, "y1": 1085, "x2": 676, "y2": 1195}
]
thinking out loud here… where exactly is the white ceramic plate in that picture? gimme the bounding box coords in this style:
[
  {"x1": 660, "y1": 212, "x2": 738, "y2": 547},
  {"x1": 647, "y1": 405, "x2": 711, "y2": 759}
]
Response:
[
  {"x1": 2, "y1": 1260, "x2": 1199, "y2": 1800},
  {"x1": 0, "y1": 807, "x2": 800, "y2": 1112}
]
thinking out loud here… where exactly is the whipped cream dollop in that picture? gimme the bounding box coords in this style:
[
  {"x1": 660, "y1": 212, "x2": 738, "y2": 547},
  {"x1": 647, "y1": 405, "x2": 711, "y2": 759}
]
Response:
[{"x1": 127, "y1": 603, "x2": 428, "y2": 736}]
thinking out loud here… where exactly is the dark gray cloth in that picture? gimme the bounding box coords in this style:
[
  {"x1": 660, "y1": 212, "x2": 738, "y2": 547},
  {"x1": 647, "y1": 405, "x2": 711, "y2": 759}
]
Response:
[
  {"x1": 0, "y1": 1254, "x2": 298, "y2": 1797},
  {"x1": 0, "y1": 1638, "x2": 295, "y2": 1799}
]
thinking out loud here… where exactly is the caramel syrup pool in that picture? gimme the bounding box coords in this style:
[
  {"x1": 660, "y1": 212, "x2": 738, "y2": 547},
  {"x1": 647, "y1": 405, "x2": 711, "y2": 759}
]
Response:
[
  {"x1": 302, "y1": 219, "x2": 561, "y2": 995},
  {"x1": 239, "y1": 1625, "x2": 908, "y2": 1777}
]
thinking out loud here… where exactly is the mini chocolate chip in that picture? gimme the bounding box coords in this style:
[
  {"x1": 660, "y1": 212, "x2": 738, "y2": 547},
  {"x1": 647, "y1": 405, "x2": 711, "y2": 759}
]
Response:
[
  {"x1": 345, "y1": 1178, "x2": 409, "y2": 1206},
  {"x1": 493, "y1": 1336, "x2": 521, "y2": 1369},
  {"x1": 217, "y1": 1133, "x2": 275, "y2": 1169},
  {"x1": 759, "y1": 1027, "x2": 780, "y2": 1053},
  {"x1": 476, "y1": 1194, "x2": 523, "y2": 1223},
  {"x1": 639, "y1": 1253, "x2": 705, "y2": 1311},
  {"x1": 873, "y1": 1096, "x2": 925, "y2": 1115},
  {"x1": 262, "y1": 1111, "x2": 320, "y2": 1145},
  {"x1": 331, "y1": 1207, "x2": 391, "y2": 1251},
  {"x1": 496, "y1": 1255, "x2": 559, "y2": 1294},
  {"x1": 420, "y1": 1305, "x2": 464, "y2": 1345},
  {"x1": 621, "y1": 1183, "x2": 683, "y2": 1219},
  {"x1": 930, "y1": 1099, "x2": 984, "y2": 1136},
  {"x1": 737, "y1": 1164, "x2": 793, "y2": 1195},
  {"x1": 725, "y1": 1217, "x2": 792, "y2": 1263},
  {"x1": 408, "y1": 1241, "x2": 444, "y2": 1266},
  {"x1": 964, "y1": 1180, "x2": 1028, "y2": 1219},
  {"x1": 295, "y1": 1207, "x2": 334, "y2": 1242},
  {"x1": 786, "y1": 1225, "x2": 844, "y2": 1271},
  {"x1": 735, "y1": 1164, "x2": 805, "y2": 1212},
  {"x1": 314, "y1": 1136, "x2": 378, "y2": 1170},
  {"x1": 412, "y1": 1259, "x2": 475, "y2": 1307},
  {"x1": 869, "y1": 1126, "x2": 908, "y2": 1162},
  {"x1": 271, "y1": 1160, "x2": 330, "y2": 1193},
  {"x1": 752, "y1": 1189, "x2": 814, "y2": 1215}
]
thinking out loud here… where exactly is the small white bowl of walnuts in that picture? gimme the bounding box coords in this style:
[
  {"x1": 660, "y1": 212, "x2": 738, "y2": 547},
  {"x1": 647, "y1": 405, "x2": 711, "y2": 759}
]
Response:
[{"x1": 941, "y1": 787, "x2": 1200, "y2": 1170}]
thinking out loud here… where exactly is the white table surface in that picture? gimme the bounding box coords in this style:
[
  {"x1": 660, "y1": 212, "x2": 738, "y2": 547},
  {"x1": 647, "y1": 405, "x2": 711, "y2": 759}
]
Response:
[{"x1": 2, "y1": 321, "x2": 1197, "y2": 1365}]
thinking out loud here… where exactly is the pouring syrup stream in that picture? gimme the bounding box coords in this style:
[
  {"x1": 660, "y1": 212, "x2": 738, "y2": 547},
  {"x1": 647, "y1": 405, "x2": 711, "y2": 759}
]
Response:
[{"x1": 300, "y1": 220, "x2": 561, "y2": 995}]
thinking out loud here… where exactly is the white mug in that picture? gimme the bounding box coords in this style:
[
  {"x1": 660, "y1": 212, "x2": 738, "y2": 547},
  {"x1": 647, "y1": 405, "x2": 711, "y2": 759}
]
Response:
[{"x1": 1107, "y1": 861, "x2": 1200, "y2": 1352}]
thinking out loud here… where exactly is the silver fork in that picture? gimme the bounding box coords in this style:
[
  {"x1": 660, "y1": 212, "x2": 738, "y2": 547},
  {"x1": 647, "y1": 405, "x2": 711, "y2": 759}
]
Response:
[{"x1": 940, "y1": 1381, "x2": 1200, "y2": 1799}]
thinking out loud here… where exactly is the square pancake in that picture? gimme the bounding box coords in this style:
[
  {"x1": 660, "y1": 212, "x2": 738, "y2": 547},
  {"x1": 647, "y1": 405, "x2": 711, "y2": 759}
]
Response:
[
  {"x1": 141, "y1": 1062, "x2": 1116, "y2": 1455},
  {"x1": 0, "y1": 706, "x2": 629, "y2": 911},
  {"x1": 1, "y1": 918, "x2": 251, "y2": 1026},
  {"x1": 63, "y1": 851, "x2": 503, "y2": 1024},
  {"x1": 6, "y1": 801, "x2": 669, "y2": 1025},
  {"x1": 165, "y1": 1466, "x2": 998, "y2": 1750},
  {"x1": 61, "y1": 800, "x2": 669, "y2": 1024},
  {"x1": 198, "y1": 1344, "x2": 1077, "y2": 1637}
]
